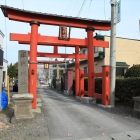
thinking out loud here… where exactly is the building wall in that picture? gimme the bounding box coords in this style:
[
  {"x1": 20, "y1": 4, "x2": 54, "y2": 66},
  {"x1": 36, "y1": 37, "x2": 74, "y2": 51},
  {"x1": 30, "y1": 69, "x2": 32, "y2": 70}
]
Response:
[
  {"x1": 3, "y1": 59, "x2": 8, "y2": 87},
  {"x1": 67, "y1": 58, "x2": 104, "y2": 76},
  {"x1": 80, "y1": 47, "x2": 105, "y2": 73},
  {"x1": 0, "y1": 30, "x2": 8, "y2": 88},
  {"x1": 68, "y1": 36, "x2": 140, "y2": 78},
  {"x1": 105, "y1": 36, "x2": 140, "y2": 67}
]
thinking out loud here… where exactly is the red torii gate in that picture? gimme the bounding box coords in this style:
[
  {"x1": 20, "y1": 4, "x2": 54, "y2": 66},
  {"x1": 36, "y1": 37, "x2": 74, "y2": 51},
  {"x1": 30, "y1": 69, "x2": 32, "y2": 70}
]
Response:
[
  {"x1": 1, "y1": 5, "x2": 111, "y2": 108},
  {"x1": 11, "y1": 33, "x2": 109, "y2": 104}
]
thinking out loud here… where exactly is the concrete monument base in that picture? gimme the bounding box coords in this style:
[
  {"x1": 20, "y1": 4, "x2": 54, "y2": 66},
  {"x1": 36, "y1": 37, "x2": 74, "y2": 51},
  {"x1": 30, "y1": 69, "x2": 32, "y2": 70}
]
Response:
[
  {"x1": 81, "y1": 97, "x2": 96, "y2": 104},
  {"x1": 12, "y1": 94, "x2": 34, "y2": 119},
  {"x1": 64, "y1": 90, "x2": 73, "y2": 96},
  {"x1": 133, "y1": 96, "x2": 140, "y2": 118}
]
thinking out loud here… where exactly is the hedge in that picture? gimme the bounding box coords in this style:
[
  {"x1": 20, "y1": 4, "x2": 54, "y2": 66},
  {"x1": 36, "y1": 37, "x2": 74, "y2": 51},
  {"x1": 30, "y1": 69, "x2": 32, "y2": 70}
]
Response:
[
  {"x1": 124, "y1": 64, "x2": 140, "y2": 77},
  {"x1": 60, "y1": 77, "x2": 140, "y2": 105},
  {"x1": 72, "y1": 78, "x2": 140, "y2": 104}
]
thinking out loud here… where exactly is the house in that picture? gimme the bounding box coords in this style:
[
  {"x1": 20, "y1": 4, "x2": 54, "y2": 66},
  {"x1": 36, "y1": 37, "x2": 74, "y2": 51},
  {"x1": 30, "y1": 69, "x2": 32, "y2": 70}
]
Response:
[
  {"x1": 0, "y1": 30, "x2": 8, "y2": 88},
  {"x1": 67, "y1": 34, "x2": 140, "y2": 77}
]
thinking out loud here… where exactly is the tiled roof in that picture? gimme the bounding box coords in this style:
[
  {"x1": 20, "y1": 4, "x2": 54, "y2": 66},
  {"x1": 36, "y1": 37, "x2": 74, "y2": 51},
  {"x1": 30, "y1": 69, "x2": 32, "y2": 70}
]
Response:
[{"x1": 0, "y1": 5, "x2": 111, "y2": 24}]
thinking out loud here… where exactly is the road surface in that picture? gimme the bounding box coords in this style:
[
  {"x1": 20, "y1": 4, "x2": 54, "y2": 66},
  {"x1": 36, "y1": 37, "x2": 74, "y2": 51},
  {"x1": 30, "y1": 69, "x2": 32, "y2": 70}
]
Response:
[{"x1": 39, "y1": 87, "x2": 140, "y2": 140}]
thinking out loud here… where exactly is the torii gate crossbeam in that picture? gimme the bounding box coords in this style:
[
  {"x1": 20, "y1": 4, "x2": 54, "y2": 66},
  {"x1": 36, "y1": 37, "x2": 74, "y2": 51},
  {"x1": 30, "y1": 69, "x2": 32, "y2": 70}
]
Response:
[{"x1": 10, "y1": 33, "x2": 109, "y2": 48}]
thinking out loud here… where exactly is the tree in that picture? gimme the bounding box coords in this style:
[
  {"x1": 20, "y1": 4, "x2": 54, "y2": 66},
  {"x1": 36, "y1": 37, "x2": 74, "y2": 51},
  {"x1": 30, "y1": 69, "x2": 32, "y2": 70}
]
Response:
[
  {"x1": 8, "y1": 62, "x2": 18, "y2": 78},
  {"x1": 124, "y1": 64, "x2": 140, "y2": 78}
]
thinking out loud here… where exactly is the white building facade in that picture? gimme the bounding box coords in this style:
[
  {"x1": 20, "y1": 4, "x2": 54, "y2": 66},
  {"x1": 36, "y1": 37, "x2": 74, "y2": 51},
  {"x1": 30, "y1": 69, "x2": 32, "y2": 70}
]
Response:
[{"x1": 0, "y1": 30, "x2": 8, "y2": 88}]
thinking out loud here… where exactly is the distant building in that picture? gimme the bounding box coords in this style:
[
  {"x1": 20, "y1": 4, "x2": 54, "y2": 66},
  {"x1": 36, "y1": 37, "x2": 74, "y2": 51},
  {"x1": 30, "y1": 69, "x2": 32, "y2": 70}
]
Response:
[
  {"x1": 0, "y1": 30, "x2": 8, "y2": 88},
  {"x1": 67, "y1": 35, "x2": 140, "y2": 77}
]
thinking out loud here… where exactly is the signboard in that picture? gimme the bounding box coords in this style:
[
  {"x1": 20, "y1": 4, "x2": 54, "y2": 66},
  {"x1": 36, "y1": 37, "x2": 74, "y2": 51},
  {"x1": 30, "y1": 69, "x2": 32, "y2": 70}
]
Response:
[
  {"x1": 116, "y1": 0, "x2": 121, "y2": 23},
  {"x1": 44, "y1": 63, "x2": 49, "y2": 69}
]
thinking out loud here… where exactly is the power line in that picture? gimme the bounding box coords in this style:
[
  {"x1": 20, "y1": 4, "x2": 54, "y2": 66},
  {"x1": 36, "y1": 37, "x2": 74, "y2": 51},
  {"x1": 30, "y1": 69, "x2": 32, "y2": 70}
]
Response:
[
  {"x1": 82, "y1": 0, "x2": 92, "y2": 38},
  {"x1": 87, "y1": 0, "x2": 92, "y2": 18},
  {"x1": 70, "y1": 0, "x2": 77, "y2": 15},
  {"x1": 21, "y1": 0, "x2": 28, "y2": 32},
  {"x1": 77, "y1": 0, "x2": 87, "y2": 17}
]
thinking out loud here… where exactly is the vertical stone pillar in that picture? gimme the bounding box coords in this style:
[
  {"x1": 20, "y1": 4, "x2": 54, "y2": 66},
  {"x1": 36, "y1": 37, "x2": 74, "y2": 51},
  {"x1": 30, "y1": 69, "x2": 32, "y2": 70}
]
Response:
[
  {"x1": 86, "y1": 27, "x2": 95, "y2": 97},
  {"x1": 75, "y1": 46, "x2": 80, "y2": 96},
  {"x1": 12, "y1": 50, "x2": 33, "y2": 119},
  {"x1": 18, "y1": 50, "x2": 28, "y2": 94},
  {"x1": 29, "y1": 21, "x2": 40, "y2": 109}
]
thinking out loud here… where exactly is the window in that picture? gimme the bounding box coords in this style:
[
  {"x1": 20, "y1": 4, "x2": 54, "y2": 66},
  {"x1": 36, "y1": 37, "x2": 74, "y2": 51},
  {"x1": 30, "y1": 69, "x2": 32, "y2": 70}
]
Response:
[
  {"x1": 84, "y1": 67, "x2": 88, "y2": 74},
  {"x1": 116, "y1": 67, "x2": 128, "y2": 77},
  {"x1": 99, "y1": 47, "x2": 103, "y2": 52},
  {"x1": 94, "y1": 47, "x2": 98, "y2": 53},
  {"x1": 82, "y1": 49, "x2": 88, "y2": 54},
  {"x1": 0, "y1": 49, "x2": 3, "y2": 66}
]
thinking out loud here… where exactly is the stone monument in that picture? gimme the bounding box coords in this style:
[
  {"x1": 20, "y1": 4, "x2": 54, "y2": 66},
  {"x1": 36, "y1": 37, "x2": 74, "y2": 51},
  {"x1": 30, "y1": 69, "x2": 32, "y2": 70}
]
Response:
[{"x1": 12, "y1": 50, "x2": 33, "y2": 119}]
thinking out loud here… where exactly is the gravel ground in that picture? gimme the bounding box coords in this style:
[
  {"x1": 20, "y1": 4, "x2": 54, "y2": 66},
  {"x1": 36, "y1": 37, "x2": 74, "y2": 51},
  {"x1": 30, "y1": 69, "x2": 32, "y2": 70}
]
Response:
[
  {"x1": 0, "y1": 110, "x2": 50, "y2": 140},
  {"x1": 0, "y1": 89, "x2": 50, "y2": 140}
]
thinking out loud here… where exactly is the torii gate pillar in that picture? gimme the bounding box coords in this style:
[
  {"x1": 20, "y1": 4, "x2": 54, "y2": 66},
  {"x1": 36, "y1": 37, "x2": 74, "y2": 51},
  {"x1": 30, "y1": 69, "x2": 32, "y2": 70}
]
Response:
[
  {"x1": 29, "y1": 21, "x2": 40, "y2": 109},
  {"x1": 75, "y1": 46, "x2": 80, "y2": 96},
  {"x1": 86, "y1": 27, "x2": 95, "y2": 97}
]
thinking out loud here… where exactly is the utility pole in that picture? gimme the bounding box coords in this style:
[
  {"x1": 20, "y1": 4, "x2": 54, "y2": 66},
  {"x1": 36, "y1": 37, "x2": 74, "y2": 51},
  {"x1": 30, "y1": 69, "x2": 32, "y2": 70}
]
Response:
[{"x1": 110, "y1": 0, "x2": 116, "y2": 106}]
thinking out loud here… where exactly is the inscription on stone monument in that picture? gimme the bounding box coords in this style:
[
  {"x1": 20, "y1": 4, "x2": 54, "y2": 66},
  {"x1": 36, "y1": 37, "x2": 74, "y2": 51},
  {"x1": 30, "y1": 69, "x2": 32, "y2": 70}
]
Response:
[{"x1": 18, "y1": 50, "x2": 28, "y2": 93}]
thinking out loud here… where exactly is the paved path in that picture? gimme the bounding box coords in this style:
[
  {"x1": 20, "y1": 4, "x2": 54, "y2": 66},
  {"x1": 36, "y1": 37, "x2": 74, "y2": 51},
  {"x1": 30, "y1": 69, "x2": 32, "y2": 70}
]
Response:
[{"x1": 39, "y1": 87, "x2": 140, "y2": 140}]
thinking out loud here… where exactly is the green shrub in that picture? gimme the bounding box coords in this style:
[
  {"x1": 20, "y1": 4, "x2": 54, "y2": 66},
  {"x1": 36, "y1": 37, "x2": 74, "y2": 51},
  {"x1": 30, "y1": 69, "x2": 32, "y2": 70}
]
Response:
[
  {"x1": 115, "y1": 78, "x2": 140, "y2": 103},
  {"x1": 73, "y1": 77, "x2": 140, "y2": 105},
  {"x1": 124, "y1": 64, "x2": 140, "y2": 77}
]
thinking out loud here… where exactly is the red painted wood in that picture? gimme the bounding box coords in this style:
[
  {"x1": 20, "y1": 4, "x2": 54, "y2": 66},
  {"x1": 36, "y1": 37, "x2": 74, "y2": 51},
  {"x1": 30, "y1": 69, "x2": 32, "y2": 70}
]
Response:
[
  {"x1": 1, "y1": 6, "x2": 110, "y2": 30},
  {"x1": 102, "y1": 66, "x2": 110, "y2": 105},
  {"x1": 29, "y1": 23, "x2": 39, "y2": 109},
  {"x1": 10, "y1": 33, "x2": 109, "y2": 48},
  {"x1": 75, "y1": 46, "x2": 79, "y2": 96}
]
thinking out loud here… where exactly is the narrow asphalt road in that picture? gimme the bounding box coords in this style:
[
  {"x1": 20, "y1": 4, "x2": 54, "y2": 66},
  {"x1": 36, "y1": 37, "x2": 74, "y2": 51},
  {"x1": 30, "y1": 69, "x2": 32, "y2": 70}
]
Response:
[{"x1": 38, "y1": 87, "x2": 140, "y2": 140}]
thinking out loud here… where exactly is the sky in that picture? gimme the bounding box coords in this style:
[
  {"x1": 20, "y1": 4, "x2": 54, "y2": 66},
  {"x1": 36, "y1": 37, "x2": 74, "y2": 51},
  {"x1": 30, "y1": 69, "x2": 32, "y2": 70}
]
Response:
[{"x1": 0, "y1": 0, "x2": 140, "y2": 64}]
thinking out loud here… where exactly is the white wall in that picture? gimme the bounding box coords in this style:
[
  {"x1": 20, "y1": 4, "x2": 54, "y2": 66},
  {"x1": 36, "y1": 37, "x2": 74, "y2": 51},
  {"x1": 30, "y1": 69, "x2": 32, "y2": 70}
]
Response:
[
  {"x1": 0, "y1": 30, "x2": 7, "y2": 88},
  {"x1": 3, "y1": 59, "x2": 8, "y2": 87}
]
